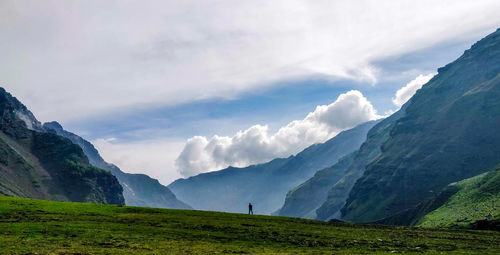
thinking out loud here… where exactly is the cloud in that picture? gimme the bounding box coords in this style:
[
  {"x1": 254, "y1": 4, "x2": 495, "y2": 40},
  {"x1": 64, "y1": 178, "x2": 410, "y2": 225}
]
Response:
[
  {"x1": 92, "y1": 138, "x2": 185, "y2": 185},
  {"x1": 392, "y1": 74, "x2": 435, "y2": 108},
  {"x1": 176, "y1": 90, "x2": 380, "y2": 177},
  {"x1": 1, "y1": 0, "x2": 500, "y2": 123}
]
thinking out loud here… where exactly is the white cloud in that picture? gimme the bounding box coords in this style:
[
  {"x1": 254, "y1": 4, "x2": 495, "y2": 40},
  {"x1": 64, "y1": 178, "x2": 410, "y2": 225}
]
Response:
[
  {"x1": 392, "y1": 74, "x2": 435, "y2": 108},
  {"x1": 1, "y1": 0, "x2": 500, "y2": 122},
  {"x1": 176, "y1": 90, "x2": 381, "y2": 177},
  {"x1": 92, "y1": 138, "x2": 185, "y2": 185},
  {"x1": 4, "y1": 0, "x2": 499, "y2": 185},
  {"x1": 88, "y1": 74, "x2": 438, "y2": 183}
]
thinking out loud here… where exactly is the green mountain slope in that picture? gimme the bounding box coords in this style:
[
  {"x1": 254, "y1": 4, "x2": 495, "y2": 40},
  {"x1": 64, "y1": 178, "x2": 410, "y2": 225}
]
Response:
[
  {"x1": 169, "y1": 120, "x2": 379, "y2": 214},
  {"x1": 43, "y1": 122, "x2": 191, "y2": 209},
  {"x1": 377, "y1": 165, "x2": 500, "y2": 229},
  {"x1": 417, "y1": 165, "x2": 500, "y2": 228},
  {"x1": 2, "y1": 195, "x2": 500, "y2": 254},
  {"x1": 0, "y1": 88, "x2": 124, "y2": 205},
  {"x1": 342, "y1": 28, "x2": 500, "y2": 222}
]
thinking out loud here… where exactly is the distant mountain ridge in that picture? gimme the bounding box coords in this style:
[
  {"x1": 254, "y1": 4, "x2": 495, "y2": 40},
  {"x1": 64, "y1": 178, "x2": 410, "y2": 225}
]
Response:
[
  {"x1": 44, "y1": 121, "x2": 191, "y2": 210},
  {"x1": 169, "y1": 120, "x2": 380, "y2": 214},
  {"x1": 0, "y1": 87, "x2": 124, "y2": 204},
  {"x1": 277, "y1": 151, "x2": 356, "y2": 218}
]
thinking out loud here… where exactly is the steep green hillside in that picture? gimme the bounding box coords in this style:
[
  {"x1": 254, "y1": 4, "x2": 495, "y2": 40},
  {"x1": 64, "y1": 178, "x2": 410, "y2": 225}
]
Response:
[
  {"x1": 44, "y1": 121, "x2": 190, "y2": 209},
  {"x1": 418, "y1": 166, "x2": 500, "y2": 228},
  {"x1": 2, "y1": 195, "x2": 500, "y2": 254},
  {"x1": 0, "y1": 88, "x2": 124, "y2": 205},
  {"x1": 342, "y1": 28, "x2": 500, "y2": 222},
  {"x1": 374, "y1": 184, "x2": 459, "y2": 227},
  {"x1": 379, "y1": 165, "x2": 500, "y2": 228},
  {"x1": 169, "y1": 120, "x2": 379, "y2": 214}
]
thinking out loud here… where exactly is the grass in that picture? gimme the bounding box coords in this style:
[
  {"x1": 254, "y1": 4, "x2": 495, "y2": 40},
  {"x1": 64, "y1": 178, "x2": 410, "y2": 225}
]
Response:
[
  {"x1": 418, "y1": 169, "x2": 500, "y2": 228},
  {"x1": 1, "y1": 196, "x2": 500, "y2": 254}
]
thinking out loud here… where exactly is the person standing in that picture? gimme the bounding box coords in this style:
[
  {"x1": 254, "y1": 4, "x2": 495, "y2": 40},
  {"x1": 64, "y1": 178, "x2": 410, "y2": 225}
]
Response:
[{"x1": 248, "y1": 203, "x2": 253, "y2": 215}]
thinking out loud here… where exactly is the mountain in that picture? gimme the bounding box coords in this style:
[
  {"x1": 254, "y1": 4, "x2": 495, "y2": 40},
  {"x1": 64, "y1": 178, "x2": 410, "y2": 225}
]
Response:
[
  {"x1": 169, "y1": 120, "x2": 379, "y2": 214},
  {"x1": 43, "y1": 122, "x2": 191, "y2": 209},
  {"x1": 314, "y1": 109, "x2": 406, "y2": 220},
  {"x1": 377, "y1": 164, "x2": 500, "y2": 229},
  {"x1": 277, "y1": 151, "x2": 356, "y2": 218},
  {"x1": 341, "y1": 28, "x2": 500, "y2": 223},
  {"x1": 0, "y1": 88, "x2": 124, "y2": 204}
]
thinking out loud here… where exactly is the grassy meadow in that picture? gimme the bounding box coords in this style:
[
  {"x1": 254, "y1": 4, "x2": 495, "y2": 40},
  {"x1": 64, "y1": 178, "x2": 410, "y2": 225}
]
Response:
[{"x1": 1, "y1": 195, "x2": 500, "y2": 254}]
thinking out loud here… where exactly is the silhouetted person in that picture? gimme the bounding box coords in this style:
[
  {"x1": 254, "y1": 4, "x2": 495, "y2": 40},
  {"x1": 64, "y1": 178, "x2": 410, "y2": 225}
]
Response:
[{"x1": 248, "y1": 203, "x2": 253, "y2": 215}]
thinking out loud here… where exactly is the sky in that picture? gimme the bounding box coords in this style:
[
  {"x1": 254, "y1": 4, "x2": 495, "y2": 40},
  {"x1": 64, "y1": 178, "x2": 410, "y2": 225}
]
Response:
[{"x1": 2, "y1": 0, "x2": 500, "y2": 185}]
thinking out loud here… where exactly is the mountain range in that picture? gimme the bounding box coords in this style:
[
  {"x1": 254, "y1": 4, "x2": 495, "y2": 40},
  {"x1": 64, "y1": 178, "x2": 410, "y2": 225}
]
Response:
[
  {"x1": 277, "y1": 27, "x2": 500, "y2": 224},
  {"x1": 279, "y1": 108, "x2": 404, "y2": 219},
  {"x1": 43, "y1": 122, "x2": 190, "y2": 209},
  {"x1": 169, "y1": 120, "x2": 379, "y2": 214},
  {"x1": 0, "y1": 87, "x2": 189, "y2": 210},
  {"x1": 2, "y1": 27, "x2": 500, "y2": 227},
  {"x1": 172, "y1": 27, "x2": 500, "y2": 226},
  {"x1": 341, "y1": 27, "x2": 500, "y2": 223}
]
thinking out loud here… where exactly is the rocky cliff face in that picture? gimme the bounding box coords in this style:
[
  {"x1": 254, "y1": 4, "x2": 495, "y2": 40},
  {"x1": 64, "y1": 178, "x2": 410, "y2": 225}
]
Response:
[
  {"x1": 43, "y1": 121, "x2": 191, "y2": 209},
  {"x1": 0, "y1": 88, "x2": 124, "y2": 205},
  {"x1": 341, "y1": 28, "x2": 500, "y2": 222}
]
